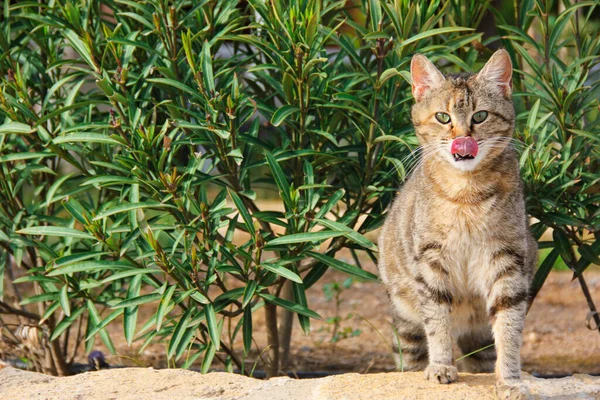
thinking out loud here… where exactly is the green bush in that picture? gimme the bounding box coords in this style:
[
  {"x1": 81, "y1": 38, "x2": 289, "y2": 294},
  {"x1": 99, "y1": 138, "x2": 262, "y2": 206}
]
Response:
[{"x1": 0, "y1": 0, "x2": 598, "y2": 377}]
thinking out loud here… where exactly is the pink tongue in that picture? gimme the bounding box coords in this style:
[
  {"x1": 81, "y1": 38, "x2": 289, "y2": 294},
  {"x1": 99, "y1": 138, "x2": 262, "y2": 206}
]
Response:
[{"x1": 451, "y1": 137, "x2": 478, "y2": 157}]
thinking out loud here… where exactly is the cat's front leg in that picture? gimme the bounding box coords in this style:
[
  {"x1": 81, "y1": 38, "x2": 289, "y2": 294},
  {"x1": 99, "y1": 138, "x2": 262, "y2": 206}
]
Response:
[
  {"x1": 414, "y1": 258, "x2": 457, "y2": 384},
  {"x1": 486, "y1": 247, "x2": 529, "y2": 384}
]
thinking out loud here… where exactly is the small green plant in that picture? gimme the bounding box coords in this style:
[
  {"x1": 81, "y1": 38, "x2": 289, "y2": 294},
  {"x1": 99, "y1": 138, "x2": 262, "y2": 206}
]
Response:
[{"x1": 316, "y1": 277, "x2": 362, "y2": 345}]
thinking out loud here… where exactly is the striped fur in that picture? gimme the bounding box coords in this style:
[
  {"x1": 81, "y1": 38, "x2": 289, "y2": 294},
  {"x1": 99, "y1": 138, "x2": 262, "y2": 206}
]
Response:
[{"x1": 378, "y1": 50, "x2": 536, "y2": 385}]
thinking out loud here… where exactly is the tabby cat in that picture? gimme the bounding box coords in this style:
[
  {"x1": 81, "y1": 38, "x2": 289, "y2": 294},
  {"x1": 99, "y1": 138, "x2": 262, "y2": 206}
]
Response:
[{"x1": 378, "y1": 49, "x2": 536, "y2": 385}]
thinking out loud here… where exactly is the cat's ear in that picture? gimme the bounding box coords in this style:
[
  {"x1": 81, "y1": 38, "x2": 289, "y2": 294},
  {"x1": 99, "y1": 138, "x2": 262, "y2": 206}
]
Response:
[
  {"x1": 410, "y1": 54, "x2": 445, "y2": 102},
  {"x1": 477, "y1": 49, "x2": 513, "y2": 97}
]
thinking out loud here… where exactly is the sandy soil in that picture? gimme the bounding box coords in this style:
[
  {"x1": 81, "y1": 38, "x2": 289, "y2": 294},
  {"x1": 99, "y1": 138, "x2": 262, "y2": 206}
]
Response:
[{"x1": 2, "y1": 364, "x2": 599, "y2": 400}]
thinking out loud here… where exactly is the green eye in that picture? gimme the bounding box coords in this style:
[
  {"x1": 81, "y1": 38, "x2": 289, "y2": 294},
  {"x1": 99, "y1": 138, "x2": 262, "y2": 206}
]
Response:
[
  {"x1": 435, "y1": 112, "x2": 451, "y2": 124},
  {"x1": 472, "y1": 111, "x2": 488, "y2": 124}
]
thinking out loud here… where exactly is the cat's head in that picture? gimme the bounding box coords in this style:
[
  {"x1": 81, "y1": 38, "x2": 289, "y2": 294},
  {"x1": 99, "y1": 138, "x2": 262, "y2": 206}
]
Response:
[{"x1": 410, "y1": 50, "x2": 515, "y2": 172}]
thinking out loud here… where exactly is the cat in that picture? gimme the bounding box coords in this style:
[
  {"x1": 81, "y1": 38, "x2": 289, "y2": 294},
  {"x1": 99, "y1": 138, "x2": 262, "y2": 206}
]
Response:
[{"x1": 377, "y1": 49, "x2": 537, "y2": 385}]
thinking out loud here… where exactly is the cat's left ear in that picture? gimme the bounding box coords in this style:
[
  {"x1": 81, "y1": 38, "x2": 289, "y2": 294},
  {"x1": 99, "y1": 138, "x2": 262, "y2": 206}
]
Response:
[{"x1": 476, "y1": 49, "x2": 513, "y2": 97}]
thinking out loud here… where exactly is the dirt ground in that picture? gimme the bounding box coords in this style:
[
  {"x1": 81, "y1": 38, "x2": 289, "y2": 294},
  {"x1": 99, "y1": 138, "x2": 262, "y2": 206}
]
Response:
[
  {"x1": 3, "y1": 365, "x2": 600, "y2": 400},
  {"x1": 79, "y1": 260, "x2": 600, "y2": 377}
]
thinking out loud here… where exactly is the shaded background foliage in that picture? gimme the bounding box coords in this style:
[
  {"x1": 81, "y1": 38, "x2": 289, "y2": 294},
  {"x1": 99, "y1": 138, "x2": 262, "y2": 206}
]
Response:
[{"x1": 0, "y1": 0, "x2": 598, "y2": 377}]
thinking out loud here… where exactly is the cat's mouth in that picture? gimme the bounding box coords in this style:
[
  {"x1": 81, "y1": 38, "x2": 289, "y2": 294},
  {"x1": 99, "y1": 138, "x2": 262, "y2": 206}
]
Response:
[{"x1": 453, "y1": 153, "x2": 475, "y2": 162}]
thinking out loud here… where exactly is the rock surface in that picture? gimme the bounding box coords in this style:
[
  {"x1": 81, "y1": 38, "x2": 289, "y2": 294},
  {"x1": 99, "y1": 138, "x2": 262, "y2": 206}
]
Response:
[{"x1": 0, "y1": 364, "x2": 598, "y2": 399}]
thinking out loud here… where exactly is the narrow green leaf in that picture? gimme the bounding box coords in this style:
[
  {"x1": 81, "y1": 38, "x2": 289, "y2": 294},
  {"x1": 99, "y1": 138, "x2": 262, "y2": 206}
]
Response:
[
  {"x1": 59, "y1": 285, "x2": 71, "y2": 317},
  {"x1": 201, "y1": 41, "x2": 215, "y2": 93},
  {"x1": 39, "y1": 301, "x2": 61, "y2": 325},
  {"x1": 574, "y1": 239, "x2": 600, "y2": 278},
  {"x1": 315, "y1": 218, "x2": 377, "y2": 250},
  {"x1": 229, "y1": 189, "x2": 255, "y2": 239},
  {"x1": 201, "y1": 341, "x2": 216, "y2": 373},
  {"x1": 53, "y1": 252, "x2": 109, "y2": 267},
  {"x1": 85, "y1": 309, "x2": 123, "y2": 340},
  {"x1": 396, "y1": 27, "x2": 474, "y2": 50},
  {"x1": 530, "y1": 249, "x2": 559, "y2": 300},
  {"x1": 146, "y1": 78, "x2": 203, "y2": 100},
  {"x1": 120, "y1": 228, "x2": 141, "y2": 257},
  {"x1": 265, "y1": 151, "x2": 293, "y2": 209},
  {"x1": 266, "y1": 230, "x2": 346, "y2": 246},
  {"x1": 44, "y1": 173, "x2": 75, "y2": 207},
  {"x1": 374, "y1": 135, "x2": 411, "y2": 144},
  {"x1": 156, "y1": 284, "x2": 177, "y2": 331},
  {"x1": 0, "y1": 152, "x2": 52, "y2": 163},
  {"x1": 48, "y1": 261, "x2": 132, "y2": 276},
  {"x1": 86, "y1": 300, "x2": 116, "y2": 354},
  {"x1": 124, "y1": 275, "x2": 142, "y2": 346},
  {"x1": 369, "y1": 0, "x2": 382, "y2": 31},
  {"x1": 259, "y1": 293, "x2": 321, "y2": 319},
  {"x1": 182, "y1": 29, "x2": 196, "y2": 73},
  {"x1": 293, "y1": 281, "x2": 310, "y2": 334},
  {"x1": 190, "y1": 291, "x2": 210, "y2": 305},
  {"x1": 62, "y1": 197, "x2": 89, "y2": 225},
  {"x1": 314, "y1": 189, "x2": 345, "y2": 220},
  {"x1": 17, "y1": 226, "x2": 93, "y2": 240},
  {"x1": 242, "y1": 280, "x2": 257, "y2": 308},
  {"x1": 377, "y1": 68, "x2": 404, "y2": 88},
  {"x1": 261, "y1": 262, "x2": 302, "y2": 283},
  {"x1": 168, "y1": 306, "x2": 194, "y2": 359},
  {"x1": 271, "y1": 105, "x2": 300, "y2": 126},
  {"x1": 93, "y1": 202, "x2": 176, "y2": 220},
  {"x1": 0, "y1": 121, "x2": 35, "y2": 135},
  {"x1": 52, "y1": 133, "x2": 124, "y2": 145},
  {"x1": 111, "y1": 293, "x2": 161, "y2": 309},
  {"x1": 579, "y1": 244, "x2": 600, "y2": 265},
  {"x1": 243, "y1": 307, "x2": 252, "y2": 355},
  {"x1": 307, "y1": 251, "x2": 379, "y2": 281},
  {"x1": 205, "y1": 303, "x2": 220, "y2": 350},
  {"x1": 13, "y1": 275, "x2": 60, "y2": 284},
  {"x1": 545, "y1": 213, "x2": 583, "y2": 227},
  {"x1": 214, "y1": 287, "x2": 245, "y2": 304},
  {"x1": 50, "y1": 306, "x2": 86, "y2": 341},
  {"x1": 62, "y1": 29, "x2": 96, "y2": 70},
  {"x1": 82, "y1": 176, "x2": 138, "y2": 187},
  {"x1": 552, "y1": 228, "x2": 573, "y2": 264},
  {"x1": 175, "y1": 325, "x2": 198, "y2": 361},
  {"x1": 181, "y1": 347, "x2": 204, "y2": 370},
  {"x1": 20, "y1": 291, "x2": 58, "y2": 305}
]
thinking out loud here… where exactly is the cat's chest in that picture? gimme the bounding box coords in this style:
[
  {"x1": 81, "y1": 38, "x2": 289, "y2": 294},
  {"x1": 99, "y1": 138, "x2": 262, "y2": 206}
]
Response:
[
  {"x1": 436, "y1": 204, "x2": 494, "y2": 295},
  {"x1": 437, "y1": 201, "x2": 494, "y2": 246},
  {"x1": 441, "y1": 221, "x2": 488, "y2": 268}
]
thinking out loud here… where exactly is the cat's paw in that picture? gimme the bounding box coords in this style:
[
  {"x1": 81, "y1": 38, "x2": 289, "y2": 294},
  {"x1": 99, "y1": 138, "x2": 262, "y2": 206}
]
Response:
[
  {"x1": 495, "y1": 373, "x2": 521, "y2": 387},
  {"x1": 424, "y1": 363, "x2": 458, "y2": 384},
  {"x1": 494, "y1": 375, "x2": 525, "y2": 400}
]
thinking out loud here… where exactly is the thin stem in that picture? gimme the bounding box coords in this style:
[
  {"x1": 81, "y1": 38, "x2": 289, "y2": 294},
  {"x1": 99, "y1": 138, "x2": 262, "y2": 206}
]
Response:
[
  {"x1": 577, "y1": 274, "x2": 600, "y2": 333},
  {"x1": 68, "y1": 314, "x2": 85, "y2": 365},
  {"x1": 565, "y1": 231, "x2": 600, "y2": 334},
  {"x1": 0, "y1": 300, "x2": 41, "y2": 320},
  {"x1": 47, "y1": 315, "x2": 71, "y2": 376},
  {"x1": 263, "y1": 297, "x2": 280, "y2": 378},
  {"x1": 278, "y1": 280, "x2": 294, "y2": 370}
]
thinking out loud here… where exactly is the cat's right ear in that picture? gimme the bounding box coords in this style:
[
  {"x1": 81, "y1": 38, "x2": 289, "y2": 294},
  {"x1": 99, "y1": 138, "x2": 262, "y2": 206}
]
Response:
[{"x1": 410, "y1": 54, "x2": 445, "y2": 102}]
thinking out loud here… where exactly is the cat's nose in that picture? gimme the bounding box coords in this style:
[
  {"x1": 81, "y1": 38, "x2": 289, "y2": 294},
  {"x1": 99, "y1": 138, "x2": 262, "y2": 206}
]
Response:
[{"x1": 451, "y1": 122, "x2": 471, "y2": 138}]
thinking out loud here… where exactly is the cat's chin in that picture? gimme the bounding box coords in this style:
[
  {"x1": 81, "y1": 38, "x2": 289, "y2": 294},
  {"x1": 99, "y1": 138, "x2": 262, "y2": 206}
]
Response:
[
  {"x1": 441, "y1": 145, "x2": 486, "y2": 172},
  {"x1": 449, "y1": 156, "x2": 481, "y2": 172}
]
